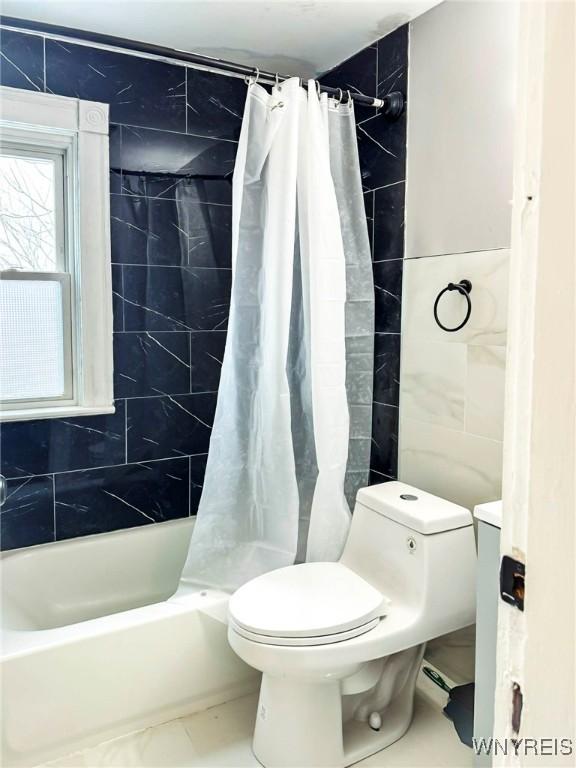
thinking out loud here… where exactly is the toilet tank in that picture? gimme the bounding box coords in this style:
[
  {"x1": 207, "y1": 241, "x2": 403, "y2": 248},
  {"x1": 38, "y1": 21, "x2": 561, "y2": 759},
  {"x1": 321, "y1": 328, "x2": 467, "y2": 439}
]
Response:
[{"x1": 340, "y1": 482, "x2": 477, "y2": 634}]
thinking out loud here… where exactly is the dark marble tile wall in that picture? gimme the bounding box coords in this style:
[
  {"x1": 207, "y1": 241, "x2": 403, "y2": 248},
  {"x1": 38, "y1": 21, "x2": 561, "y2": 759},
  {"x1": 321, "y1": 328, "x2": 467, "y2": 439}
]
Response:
[
  {"x1": 321, "y1": 24, "x2": 408, "y2": 484},
  {"x1": 0, "y1": 23, "x2": 407, "y2": 550},
  {"x1": 0, "y1": 27, "x2": 243, "y2": 550}
]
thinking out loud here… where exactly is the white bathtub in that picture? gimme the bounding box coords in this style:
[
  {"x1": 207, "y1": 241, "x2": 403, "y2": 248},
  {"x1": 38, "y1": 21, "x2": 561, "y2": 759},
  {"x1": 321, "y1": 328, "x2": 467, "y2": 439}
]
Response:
[{"x1": 0, "y1": 519, "x2": 259, "y2": 767}]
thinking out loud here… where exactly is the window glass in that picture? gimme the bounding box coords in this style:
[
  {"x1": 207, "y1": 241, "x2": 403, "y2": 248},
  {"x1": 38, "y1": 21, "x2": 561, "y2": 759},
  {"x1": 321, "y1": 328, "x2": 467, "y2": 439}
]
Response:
[
  {"x1": 0, "y1": 278, "x2": 66, "y2": 401},
  {"x1": 0, "y1": 152, "x2": 59, "y2": 271}
]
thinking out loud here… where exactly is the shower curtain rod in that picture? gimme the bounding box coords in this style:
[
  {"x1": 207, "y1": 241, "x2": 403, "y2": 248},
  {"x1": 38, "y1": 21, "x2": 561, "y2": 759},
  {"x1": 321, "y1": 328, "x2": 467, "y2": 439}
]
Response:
[{"x1": 0, "y1": 16, "x2": 405, "y2": 118}]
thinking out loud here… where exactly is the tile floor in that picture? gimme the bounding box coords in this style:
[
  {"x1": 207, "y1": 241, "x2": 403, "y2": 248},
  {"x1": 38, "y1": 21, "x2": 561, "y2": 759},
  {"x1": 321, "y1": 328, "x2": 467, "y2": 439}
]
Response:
[
  {"x1": 425, "y1": 627, "x2": 476, "y2": 685},
  {"x1": 42, "y1": 669, "x2": 473, "y2": 768}
]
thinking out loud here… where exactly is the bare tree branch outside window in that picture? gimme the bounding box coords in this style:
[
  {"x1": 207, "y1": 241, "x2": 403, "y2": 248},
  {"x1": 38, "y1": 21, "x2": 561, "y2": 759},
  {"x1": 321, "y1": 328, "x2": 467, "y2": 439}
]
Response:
[{"x1": 0, "y1": 155, "x2": 57, "y2": 271}]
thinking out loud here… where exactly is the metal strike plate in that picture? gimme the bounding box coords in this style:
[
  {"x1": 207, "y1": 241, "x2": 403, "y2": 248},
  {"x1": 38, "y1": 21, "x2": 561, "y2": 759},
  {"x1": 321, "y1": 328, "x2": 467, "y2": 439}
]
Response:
[{"x1": 500, "y1": 555, "x2": 525, "y2": 611}]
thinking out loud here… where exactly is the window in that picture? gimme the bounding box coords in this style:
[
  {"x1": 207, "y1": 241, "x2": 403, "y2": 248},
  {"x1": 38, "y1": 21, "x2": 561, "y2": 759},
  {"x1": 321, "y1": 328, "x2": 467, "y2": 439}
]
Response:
[
  {"x1": 1, "y1": 141, "x2": 73, "y2": 405},
  {"x1": 0, "y1": 87, "x2": 113, "y2": 421}
]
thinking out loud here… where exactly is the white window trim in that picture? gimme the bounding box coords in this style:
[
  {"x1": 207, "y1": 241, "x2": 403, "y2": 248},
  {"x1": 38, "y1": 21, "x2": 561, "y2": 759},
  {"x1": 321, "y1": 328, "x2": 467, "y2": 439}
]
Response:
[{"x1": 0, "y1": 86, "x2": 114, "y2": 422}]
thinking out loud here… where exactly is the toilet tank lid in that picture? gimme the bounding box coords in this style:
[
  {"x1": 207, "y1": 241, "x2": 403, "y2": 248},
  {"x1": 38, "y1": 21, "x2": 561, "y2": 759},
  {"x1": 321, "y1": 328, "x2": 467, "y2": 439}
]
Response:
[{"x1": 356, "y1": 482, "x2": 472, "y2": 534}]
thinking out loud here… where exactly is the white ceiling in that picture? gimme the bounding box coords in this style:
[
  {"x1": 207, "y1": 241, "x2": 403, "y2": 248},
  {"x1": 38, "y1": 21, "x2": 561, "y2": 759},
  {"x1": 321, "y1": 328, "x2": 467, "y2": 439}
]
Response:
[{"x1": 1, "y1": 0, "x2": 442, "y2": 77}]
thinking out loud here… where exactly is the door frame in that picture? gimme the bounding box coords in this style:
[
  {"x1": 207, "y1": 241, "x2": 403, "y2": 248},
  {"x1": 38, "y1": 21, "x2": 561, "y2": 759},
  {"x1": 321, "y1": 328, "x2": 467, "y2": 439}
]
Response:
[{"x1": 494, "y1": 0, "x2": 575, "y2": 761}]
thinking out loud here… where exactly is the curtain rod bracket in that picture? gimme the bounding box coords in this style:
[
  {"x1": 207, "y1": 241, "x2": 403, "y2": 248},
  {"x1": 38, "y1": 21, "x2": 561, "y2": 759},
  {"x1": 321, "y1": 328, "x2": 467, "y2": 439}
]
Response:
[{"x1": 379, "y1": 91, "x2": 405, "y2": 120}]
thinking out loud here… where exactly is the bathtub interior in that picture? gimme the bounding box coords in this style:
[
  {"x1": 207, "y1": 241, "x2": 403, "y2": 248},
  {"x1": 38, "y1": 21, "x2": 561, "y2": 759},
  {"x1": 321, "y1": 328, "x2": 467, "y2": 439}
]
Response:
[
  {"x1": 0, "y1": 518, "x2": 263, "y2": 768},
  {"x1": 1, "y1": 518, "x2": 194, "y2": 631}
]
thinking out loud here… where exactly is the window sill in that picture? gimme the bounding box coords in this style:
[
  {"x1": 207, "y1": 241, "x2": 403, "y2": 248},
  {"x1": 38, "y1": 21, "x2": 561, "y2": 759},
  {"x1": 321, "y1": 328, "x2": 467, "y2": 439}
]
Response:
[{"x1": 0, "y1": 404, "x2": 116, "y2": 423}]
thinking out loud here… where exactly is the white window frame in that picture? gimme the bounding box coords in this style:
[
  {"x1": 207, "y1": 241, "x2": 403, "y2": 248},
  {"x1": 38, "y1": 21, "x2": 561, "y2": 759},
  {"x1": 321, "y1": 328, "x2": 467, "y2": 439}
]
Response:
[{"x1": 0, "y1": 86, "x2": 114, "y2": 422}]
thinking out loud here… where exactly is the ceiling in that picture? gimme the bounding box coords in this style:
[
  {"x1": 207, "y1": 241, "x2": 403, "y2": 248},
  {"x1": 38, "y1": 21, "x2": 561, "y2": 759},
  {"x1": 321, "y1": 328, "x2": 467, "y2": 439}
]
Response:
[{"x1": 1, "y1": 0, "x2": 442, "y2": 77}]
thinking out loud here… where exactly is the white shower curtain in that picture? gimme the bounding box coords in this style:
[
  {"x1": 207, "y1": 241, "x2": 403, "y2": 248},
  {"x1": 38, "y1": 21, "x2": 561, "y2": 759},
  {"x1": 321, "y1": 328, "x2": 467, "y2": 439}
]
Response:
[
  {"x1": 180, "y1": 78, "x2": 373, "y2": 591},
  {"x1": 298, "y1": 86, "x2": 351, "y2": 561}
]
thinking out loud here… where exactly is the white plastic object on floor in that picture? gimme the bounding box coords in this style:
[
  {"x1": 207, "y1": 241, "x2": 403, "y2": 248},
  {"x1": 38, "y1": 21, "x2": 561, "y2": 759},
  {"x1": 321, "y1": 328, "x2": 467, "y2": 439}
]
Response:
[
  {"x1": 369, "y1": 712, "x2": 382, "y2": 731},
  {"x1": 228, "y1": 481, "x2": 477, "y2": 767}
]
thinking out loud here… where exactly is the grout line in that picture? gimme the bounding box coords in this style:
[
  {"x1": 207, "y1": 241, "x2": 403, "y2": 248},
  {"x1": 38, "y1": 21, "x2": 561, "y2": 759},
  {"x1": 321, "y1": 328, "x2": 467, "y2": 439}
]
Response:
[
  {"x1": 52, "y1": 473, "x2": 56, "y2": 541},
  {"x1": 370, "y1": 191, "x2": 375, "y2": 255},
  {"x1": 374, "y1": 39, "x2": 379, "y2": 113},
  {"x1": 400, "y1": 416, "x2": 504, "y2": 446},
  {"x1": 5, "y1": 453, "x2": 210, "y2": 482},
  {"x1": 43, "y1": 36, "x2": 46, "y2": 92},
  {"x1": 113, "y1": 328, "x2": 227, "y2": 332},
  {"x1": 365, "y1": 190, "x2": 375, "y2": 258},
  {"x1": 364, "y1": 179, "x2": 406, "y2": 194},
  {"x1": 189, "y1": 333, "x2": 193, "y2": 393},
  {"x1": 110, "y1": 191, "x2": 232, "y2": 207},
  {"x1": 111, "y1": 263, "x2": 232, "y2": 270},
  {"x1": 370, "y1": 468, "x2": 396, "y2": 480},
  {"x1": 120, "y1": 264, "x2": 126, "y2": 331},
  {"x1": 463, "y1": 345, "x2": 470, "y2": 435},
  {"x1": 117, "y1": 391, "x2": 218, "y2": 399},
  {"x1": 113, "y1": 330, "x2": 225, "y2": 335},
  {"x1": 118, "y1": 124, "x2": 123, "y2": 202},
  {"x1": 405, "y1": 247, "x2": 510, "y2": 261},
  {"x1": 117, "y1": 120, "x2": 239, "y2": 144},
  {"x1": 124, "y1": 399, "x2": 128, "y2": 464}
]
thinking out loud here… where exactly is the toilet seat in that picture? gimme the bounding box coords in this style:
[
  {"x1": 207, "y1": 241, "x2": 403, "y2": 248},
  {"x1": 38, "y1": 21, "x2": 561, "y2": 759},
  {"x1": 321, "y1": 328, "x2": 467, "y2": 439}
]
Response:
[
  {"x1": 229, "y1": 615, "x2": 382, "y2": 646},
  {"x1": 229, "y1": 562, "x2": 389, "y2": 646}
]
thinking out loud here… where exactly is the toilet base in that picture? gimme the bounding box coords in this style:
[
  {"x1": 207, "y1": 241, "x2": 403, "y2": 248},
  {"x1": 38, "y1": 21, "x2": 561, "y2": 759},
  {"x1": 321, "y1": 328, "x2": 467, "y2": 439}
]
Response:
[
  {"x1": 341, "y1": 678, "x2": 418, "y2": 767},
  {"x1": 252, "y1": 646, "x2": 425, "y2": 768}
]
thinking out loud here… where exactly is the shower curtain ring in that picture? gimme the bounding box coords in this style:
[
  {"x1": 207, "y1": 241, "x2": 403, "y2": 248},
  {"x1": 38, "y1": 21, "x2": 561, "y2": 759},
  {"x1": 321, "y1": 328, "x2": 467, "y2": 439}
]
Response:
[
  {"x1": 316, "y1": 80, "x2": 321, "y2": 98},
  {"x1": 275, "y1": 72, "x2": 280, "y2": 87},
  {"x1": 337, "y1": 88, "x2": 343, "y2": 104},
  {"x1": 347, "y1": 90, "x2": 352, "y2": 105},
  {"x1": 245, "y1": 67, "x2": 260, "y2": 86}
]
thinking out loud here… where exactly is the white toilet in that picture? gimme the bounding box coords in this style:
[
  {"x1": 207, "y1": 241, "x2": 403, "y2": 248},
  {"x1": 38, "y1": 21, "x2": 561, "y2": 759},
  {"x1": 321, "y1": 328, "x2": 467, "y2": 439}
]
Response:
[{"x1": 228, "y1": 482, "x2": 477, "y2": 767}]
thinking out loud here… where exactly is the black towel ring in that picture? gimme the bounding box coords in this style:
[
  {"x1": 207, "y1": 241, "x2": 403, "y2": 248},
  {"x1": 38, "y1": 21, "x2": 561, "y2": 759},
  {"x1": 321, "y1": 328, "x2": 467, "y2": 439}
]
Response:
[{"x1": 433, "y1": 279, "x2": 473, "y2": 333}]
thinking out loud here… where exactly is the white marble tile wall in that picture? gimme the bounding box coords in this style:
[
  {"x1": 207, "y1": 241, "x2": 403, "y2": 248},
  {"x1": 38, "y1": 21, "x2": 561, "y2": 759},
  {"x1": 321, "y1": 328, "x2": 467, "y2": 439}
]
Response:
[
  {"x1": 401, "y1": 0, "x2": 517, "y2": 680},
  {"x1": 398, "y1": 249, "x2": 509, "y2": 511}
]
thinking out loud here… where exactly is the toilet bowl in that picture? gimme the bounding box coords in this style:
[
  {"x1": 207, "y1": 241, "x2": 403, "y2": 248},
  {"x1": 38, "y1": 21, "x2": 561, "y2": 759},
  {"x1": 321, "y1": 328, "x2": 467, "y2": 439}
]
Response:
[{"x1": 228, "y1": 481, "x2": 477, "y2": 767}]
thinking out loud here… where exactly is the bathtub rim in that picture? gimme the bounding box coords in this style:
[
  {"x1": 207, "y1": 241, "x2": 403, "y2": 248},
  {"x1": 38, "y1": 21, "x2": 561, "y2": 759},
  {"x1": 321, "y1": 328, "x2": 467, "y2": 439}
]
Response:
[
  {"x1": 0, "y1": 517, "x2": 235, "y2": 660},
  {"x1": 1, "y1": 584, "x2": 231, "y2": 659}
]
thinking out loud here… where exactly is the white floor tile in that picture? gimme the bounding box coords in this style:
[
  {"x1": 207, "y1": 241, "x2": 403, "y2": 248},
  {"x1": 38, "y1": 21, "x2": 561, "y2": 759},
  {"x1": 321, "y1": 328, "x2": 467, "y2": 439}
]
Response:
[
  {"x1": 42, "y1": 676, "x2": 473, "y2": 768},
  {"x1": 179, "y1": 695, "x2": 260, "y2": 767},
  {"x1": 42, "y1": 719, "x2": 203, "y2": 768}
]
